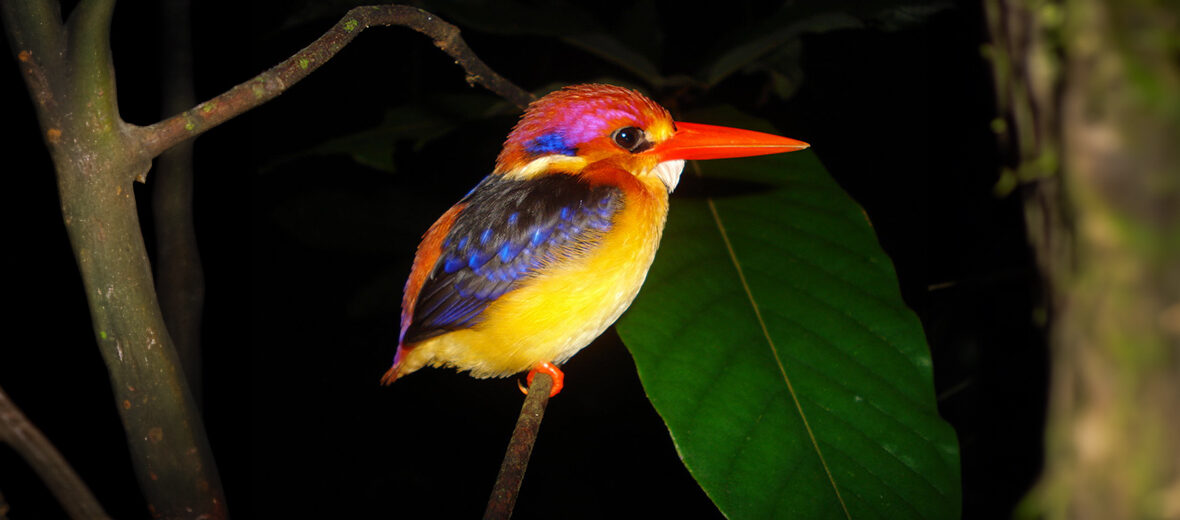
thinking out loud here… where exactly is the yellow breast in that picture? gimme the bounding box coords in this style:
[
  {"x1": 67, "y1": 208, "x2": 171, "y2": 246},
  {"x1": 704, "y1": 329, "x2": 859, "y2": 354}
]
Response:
[{"x1": 399, "y1": 173, "x2": 670, "y2": 379}]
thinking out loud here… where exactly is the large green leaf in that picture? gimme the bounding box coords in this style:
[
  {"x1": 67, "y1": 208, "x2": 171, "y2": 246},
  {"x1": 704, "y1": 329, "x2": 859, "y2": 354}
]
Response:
[{"x1": 615, "y1": 116, "x2": 960, "y2": 519}]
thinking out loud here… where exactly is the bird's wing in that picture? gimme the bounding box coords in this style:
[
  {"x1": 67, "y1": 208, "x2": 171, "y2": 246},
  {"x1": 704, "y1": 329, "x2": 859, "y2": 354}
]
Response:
[{"x1": 401, "y1": 173, "x2": 622, "y2": 344}]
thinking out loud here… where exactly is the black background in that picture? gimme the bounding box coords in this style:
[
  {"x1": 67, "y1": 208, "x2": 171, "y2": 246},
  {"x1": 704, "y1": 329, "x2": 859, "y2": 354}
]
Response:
[{"x1": 2, "y1": 1, "x2": 1046, "y2": 518}]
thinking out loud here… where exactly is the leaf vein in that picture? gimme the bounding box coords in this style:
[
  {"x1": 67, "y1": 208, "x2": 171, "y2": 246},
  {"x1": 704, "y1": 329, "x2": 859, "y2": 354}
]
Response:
[{"x1": 707, "y1": 197, "x2": 852, "y2": 520}]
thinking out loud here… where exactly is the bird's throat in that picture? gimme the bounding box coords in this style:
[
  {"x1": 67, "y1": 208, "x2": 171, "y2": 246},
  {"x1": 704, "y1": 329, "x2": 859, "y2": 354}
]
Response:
[{"x1": 652, "y1": 159, "x2": 686, "y2": 193}]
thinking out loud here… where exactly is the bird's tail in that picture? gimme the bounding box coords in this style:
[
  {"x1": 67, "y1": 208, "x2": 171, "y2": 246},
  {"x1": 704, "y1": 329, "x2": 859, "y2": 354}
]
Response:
[
  {"x1": 380, "y1": 365, "x2": 400, "y2": 385},
  {"x1": 380, "y1": 346, "x2": 407, "y2": 385}
]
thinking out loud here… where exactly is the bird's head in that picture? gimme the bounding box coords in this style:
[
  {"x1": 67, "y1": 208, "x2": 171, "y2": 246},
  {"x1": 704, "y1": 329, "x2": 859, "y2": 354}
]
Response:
[{"x1": 494, "y1": 84, "x2": 809, "y2": 192}]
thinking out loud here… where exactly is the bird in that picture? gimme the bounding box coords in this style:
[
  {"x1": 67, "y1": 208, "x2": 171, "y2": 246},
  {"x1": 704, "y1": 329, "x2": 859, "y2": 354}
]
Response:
[{"x1": 381, "y1": 84, "x2": 808, "y2": 396}]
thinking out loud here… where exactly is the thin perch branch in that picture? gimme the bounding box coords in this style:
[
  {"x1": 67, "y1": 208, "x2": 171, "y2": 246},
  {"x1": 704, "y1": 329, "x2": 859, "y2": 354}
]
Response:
[
  {"x1": 0, "y1": 384, "x2": 111, "y2": 520},
  {"x1": 137, "y1": 5, "x2": 534, "y2": 159},
  {"x1": 483, "y1": 374, "x2": 553, "y2": 520}
]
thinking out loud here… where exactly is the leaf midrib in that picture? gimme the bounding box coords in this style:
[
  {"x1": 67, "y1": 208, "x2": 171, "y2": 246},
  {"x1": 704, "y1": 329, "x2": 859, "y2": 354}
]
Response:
[{"x1": 706, "y1": 195, "x2": 852, "y2": 520}]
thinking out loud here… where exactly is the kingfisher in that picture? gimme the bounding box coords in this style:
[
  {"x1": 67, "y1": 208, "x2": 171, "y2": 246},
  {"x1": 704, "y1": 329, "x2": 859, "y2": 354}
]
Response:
[{"x1": 381, "y1": 84, "x2": 808, "y2": 396}]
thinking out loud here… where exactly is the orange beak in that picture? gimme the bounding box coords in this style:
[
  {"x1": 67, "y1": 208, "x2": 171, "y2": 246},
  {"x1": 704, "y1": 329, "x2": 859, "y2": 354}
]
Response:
[{"x1": 650, "y1": 122, "x2": 809, "y2": 161}]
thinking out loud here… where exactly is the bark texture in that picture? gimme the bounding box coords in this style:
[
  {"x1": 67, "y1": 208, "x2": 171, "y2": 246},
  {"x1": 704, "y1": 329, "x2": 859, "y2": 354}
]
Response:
[{"x1": 987, "y1": 1, "x2": 1180, "y2": 518}]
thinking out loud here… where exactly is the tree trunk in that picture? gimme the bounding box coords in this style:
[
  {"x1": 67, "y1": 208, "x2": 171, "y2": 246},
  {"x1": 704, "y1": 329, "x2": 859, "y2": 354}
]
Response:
[
  {"x1": 2, "y1": 2, "x2": 225, "y2": 517},
  {"x1": 987, "y1": 1, "x2": 1180, "y2": 518}
]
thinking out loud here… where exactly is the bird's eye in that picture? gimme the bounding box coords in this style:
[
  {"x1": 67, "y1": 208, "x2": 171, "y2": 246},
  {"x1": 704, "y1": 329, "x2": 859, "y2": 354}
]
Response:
[{"x1": 611, "y1": 126, "x2": 647, "y2": 153}]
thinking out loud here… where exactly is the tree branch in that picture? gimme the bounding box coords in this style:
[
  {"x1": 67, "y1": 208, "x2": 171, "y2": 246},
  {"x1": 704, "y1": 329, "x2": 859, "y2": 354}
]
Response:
[
  {"x1": 5, "y1": 3, "x2": 534, "y2": 518},
  {"x1": 0, "y1": 384, "x2": 111, "y2": 520},
  {"x1": 483, "y1": 373, "x2": 553, "y2": 520},
  {"x1": 137, "y1": 5, "x2": 534, "y2": 160},
  {"x1": 5, "y1": 3, "x2": 225, "y2": 518}
]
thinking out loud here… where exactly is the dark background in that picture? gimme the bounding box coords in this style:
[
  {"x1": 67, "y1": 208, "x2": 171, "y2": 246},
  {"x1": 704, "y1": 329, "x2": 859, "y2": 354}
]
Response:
[{"x1": 2, "y1": 1, "x2": 1046, "y2": 518}]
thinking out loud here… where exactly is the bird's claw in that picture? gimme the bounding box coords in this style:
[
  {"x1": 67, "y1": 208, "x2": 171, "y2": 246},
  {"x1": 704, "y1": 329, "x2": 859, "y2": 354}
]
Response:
[{"x1": 518, "y1": 361, "x2": 564, "y2": 397}]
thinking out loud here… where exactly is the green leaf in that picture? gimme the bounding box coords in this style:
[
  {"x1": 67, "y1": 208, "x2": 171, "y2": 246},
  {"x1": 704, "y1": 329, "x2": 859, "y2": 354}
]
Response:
[{"x1": 615, "y1": 113, "x2": 960, "y2": 519}]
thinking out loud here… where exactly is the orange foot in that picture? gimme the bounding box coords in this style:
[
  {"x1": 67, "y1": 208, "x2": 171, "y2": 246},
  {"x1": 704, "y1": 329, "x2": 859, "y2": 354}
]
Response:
[{"x1": 518, "y1": 361, "x2": 564, "y2": 397}]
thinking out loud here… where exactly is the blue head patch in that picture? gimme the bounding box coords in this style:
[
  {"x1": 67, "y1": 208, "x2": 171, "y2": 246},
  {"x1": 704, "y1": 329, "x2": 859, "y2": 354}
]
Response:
[{"x1": 524, "y1": 132, "x2": 576, "y2": 157}]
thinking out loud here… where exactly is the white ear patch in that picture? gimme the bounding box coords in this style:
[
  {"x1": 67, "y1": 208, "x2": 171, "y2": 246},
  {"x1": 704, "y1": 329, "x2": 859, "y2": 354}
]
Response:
[{"x1": 652, "y1": 159, "x2": 686, "y2": 193}]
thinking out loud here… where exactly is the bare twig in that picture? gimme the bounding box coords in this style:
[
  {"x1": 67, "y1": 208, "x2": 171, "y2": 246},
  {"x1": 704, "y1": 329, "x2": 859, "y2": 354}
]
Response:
[
  {"x1": 137, "y1": 5, "x2": 534, "y2": 160},
  {"x1": 483, "y1": 374, "x2": 553, "y2": 520},
  {"x1": 0, "y1": 384, "x2": 111, "y2": 520}
]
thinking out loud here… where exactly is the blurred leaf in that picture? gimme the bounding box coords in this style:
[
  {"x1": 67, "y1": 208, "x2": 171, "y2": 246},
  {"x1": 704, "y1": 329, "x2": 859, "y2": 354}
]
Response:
[
  {"x1": 874, "y1": 2, "x2": 954, "y2": 31},
  {"x1": 264, "y1": 93, "x2": 503, "y2": 174},
  {"x1": 616, "y1": 109, "x2": 960, "y2": 519},
  {"x1": 614, "y1": 0, "x2": 664, "y2": 65},
  {"x1": 561, "y1": 32, "x2": 665, "y2": 87},
  {"x1": 269, "y1": 184, "x2": 403, "y2": 254},
  {"x1": 699, "y1": 0, "x2": 952, "y2": 88},
  {"x1": 699, "y1": 12, "x2": 862, "y2": 88},
  {"x1": 749, "y1": 40, "x2": 805, "y2": 101},
  {"x1": 420, "y1": 0, "x2": 669, "y2": 86}
]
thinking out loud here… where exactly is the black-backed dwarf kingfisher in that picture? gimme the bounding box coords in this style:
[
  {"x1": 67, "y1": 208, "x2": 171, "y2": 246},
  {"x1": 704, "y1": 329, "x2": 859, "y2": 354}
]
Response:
[{"x1": 381, "y1": 84, "x2": 808, "y2": 396}]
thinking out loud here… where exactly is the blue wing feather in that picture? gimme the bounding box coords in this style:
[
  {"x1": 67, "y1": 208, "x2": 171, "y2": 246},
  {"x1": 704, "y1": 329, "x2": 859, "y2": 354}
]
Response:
[{"x1": 402, "y1": 173, "x2": 622, "y2": 344}]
